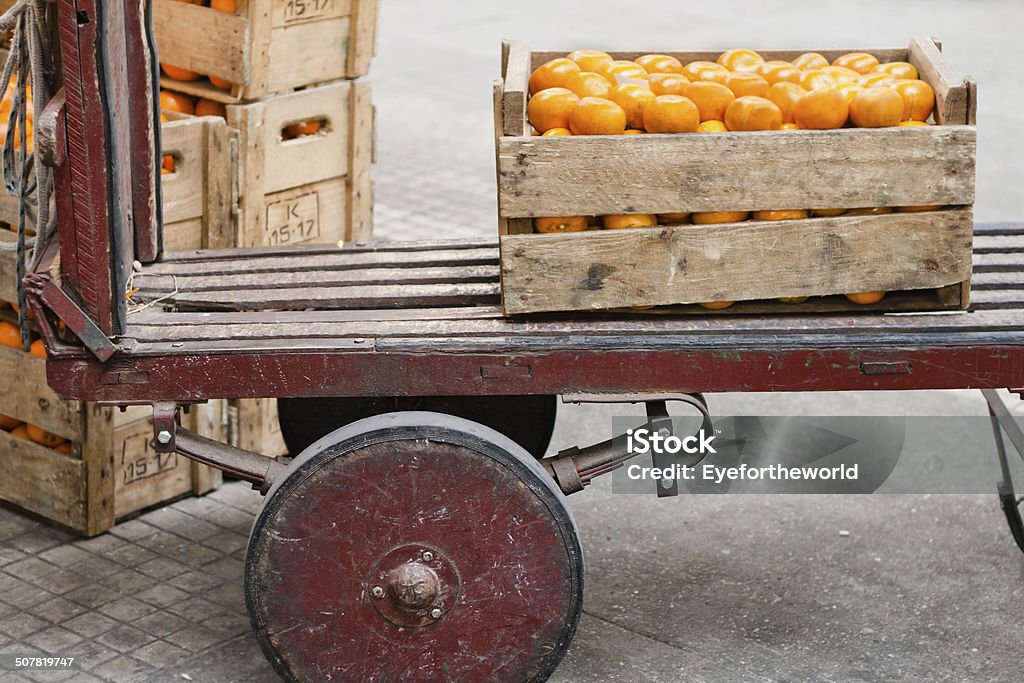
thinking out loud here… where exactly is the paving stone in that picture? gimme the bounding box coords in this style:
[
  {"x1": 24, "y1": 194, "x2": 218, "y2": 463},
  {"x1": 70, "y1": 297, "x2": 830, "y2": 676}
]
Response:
[
  {"x1": 3, "y1": 557, "x2": 60, "y2": 582},
  {"x1": 38, "y1": 546, "x2": 97, "y2": 569},
  {"x1": 132, "y1": 585, "x2": 191, "y2": 610},
  {"x1": 199, "y1": 531, "x2": 248, "y2": 555},
  {"x1": 0, "y1": 547, "x2": 28, "y2": 567},
  {"x1": 200, "y1": 612, "x2": 247, "y2": 641},
  {"x1": 96, "y1": 597, "x2": 158, "y2": 623},
  {"x1": 62, "y1": 612, "x2": 118, "y2": 639},
  {"x1": 64, "y1": 555, "x2": 121, "y2": 581},
  {"x1": 164, "y1": 624, "x2": 223, "y2": 652},
  {"x1": 9, "y1": 529, "x2": 72, "y2": 554},
  {"x1": 63, "y1": 585, "x2": 120, "y2": 611},
  {"x1": 63, "y1": 674, "x2": 104, "y2": 683},
  {"x1": 164, "y1": 596, "x2": 223, "y2": 622},
  {"x1": 131, "y1": 611, "x2": 190, "y2": 639},
  {"x1": 100, "y1": 544, "x2": 158, "y2": 569},
  {"x1": 134, "y1": 558, "x2": 190, "y2": 581},
  {"x1": 173, "y1": 543, "x2": 222, "y2": 566},
  {"x1": 70, "y1": 637, "x2": 118, "y2": 669},
  {"x1": 72, "y1": 535, "x2": 125, "y2": 557},
  {"x1": 166, "y1": 571, "x2": 223, "y2": 594},
  {"x1": 27, "y1": 569, "x2": 91, "y2": 596},
  {"x1": 88, "y1": 655, "x2": 154, "y2": 683},
  {"x1": 94, "y1": 625, "x2": 155, "y2": 654},
  {"x1": 143, "y1": 509, "x2": 221, "y2": 542},
  {"x1": 135, "y1": 531, "x2": 191, "y2": 557},
  {"x1": 0, "y1": 600, "x2": 16, "y2": 619},
  {"x1": 0, "y1": 613, "x2": 50, "y2": 639},
  {"x1": 108, "y1": 520, "x2": 159, "y2": 543},
  {"x1": 98, "y1": 569, "x2": 156, "y2": 594},
  {"x1": 202, "y1": 556, "x2": 242, "y2": 582},
  {"x1": 30, "y1": 596, "x2": 88, "y2": 623},
  {"x1": 27, "y1": 625, "x2": 83, "y2": 653},
  {"x1": 0, "y1": 572, "x2": 22, "y2": 594},
  {"x1": 207, "y1": 485, "x2": 261, "y2": 514},
  {"x1": 131, "y1": 639, "x2": 191, "y2": 669},
  {"x1": 25, "y1": 669, "x2": 75, "y2": 683},
  {"x1": 0, "y1": 585, "x2": 57, "y2": 611}
]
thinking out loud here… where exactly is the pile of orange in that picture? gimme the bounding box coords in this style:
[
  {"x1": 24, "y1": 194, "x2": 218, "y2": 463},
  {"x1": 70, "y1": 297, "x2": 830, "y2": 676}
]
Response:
[
  {"x1": 0, "y1": 77, "x2": 34, "y2": 153},
  {"x1": 0, "y1": 319, "x2": 68, "y2": 451},
  {"x1": 160, "y1": 0, "x2": 238, "y2": 92}
]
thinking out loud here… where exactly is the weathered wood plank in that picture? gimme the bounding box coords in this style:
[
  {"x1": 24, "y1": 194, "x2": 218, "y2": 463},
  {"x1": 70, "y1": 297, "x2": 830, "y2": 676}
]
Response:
[
  {"x1": 0, "y1": 434, "x2": 87, "y2": 531},
  {"x1": 153, "y1": 0, "x2": 249, "y2": 84},
  {"x1": 161, "y1": 238, "x2": 498, "y2": 262},
  {"x1": 500, "y1": 209, "x2": 973, "y2": 314},
  {"x1": 0, "y1": 347, "x2": 84, "y2": 441},
  {"x1": 498, "y1": 127, "x2": 976, "y2": 217},
  {"x1": 908, "y1": 37, "x2": 969, "y2": 125},
  {"x1": 168, "y1": 282, "x2": 500, "y2": 311},
  {"x1": 502, "y1": 40, "x2": 531, "y2": 137}
]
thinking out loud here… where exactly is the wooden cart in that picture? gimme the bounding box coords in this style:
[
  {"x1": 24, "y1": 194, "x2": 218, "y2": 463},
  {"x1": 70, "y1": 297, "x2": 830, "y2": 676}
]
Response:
[{"x1": 5, "y1": 1, "x2": 1024, "y2": 681}]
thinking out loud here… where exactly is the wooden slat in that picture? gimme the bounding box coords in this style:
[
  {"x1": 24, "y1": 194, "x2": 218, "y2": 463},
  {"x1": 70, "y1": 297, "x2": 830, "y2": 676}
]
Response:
[
  {"x1": 0, "y1": 347, "x2": 84, "y2": 441},
  {"x1": 347, "y1": 79, "x2": 375, "y2": 243},
  {"x1": 153, "y1": 0, "x2": 249, "y2": 84},
  {"x1": 160, "y1": 237, "x2": 498, "y2": 262},
  {"x1": 907, "y1": 37, "x2": 969, "y2": 125},
  {"x1": 502, "y1": 40, "x2": 531, "y2": 137},
  {"x1": 529, "y1": 47, "x2": 912, "y2": 72},
  {"x1": 131, "y1": 306, "x2": 506, "y2": 327},
  {"x1": 973, "y1": 252, "x2": 1024, "y2": 271},
  {"x1": 0, "y1": 434, "x2": 87, "y2": 531},
  {"x1": 168, "y1": 282, "x2": 500, "y2": 311},
  {"x1": 497, "y1": 127, "x2": 976, "y2": 217}
]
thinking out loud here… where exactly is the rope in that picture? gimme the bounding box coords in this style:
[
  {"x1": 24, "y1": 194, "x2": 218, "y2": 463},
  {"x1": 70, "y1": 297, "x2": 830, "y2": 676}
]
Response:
[{"x1": 1, "y1": 0, "x2": 53, "y2": 350}]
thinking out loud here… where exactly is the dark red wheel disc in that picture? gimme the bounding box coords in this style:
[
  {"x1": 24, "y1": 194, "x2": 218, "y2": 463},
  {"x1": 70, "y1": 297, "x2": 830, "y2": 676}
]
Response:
[{"x1": 246, "y1": 412, "x2": 583, "y2": 682}]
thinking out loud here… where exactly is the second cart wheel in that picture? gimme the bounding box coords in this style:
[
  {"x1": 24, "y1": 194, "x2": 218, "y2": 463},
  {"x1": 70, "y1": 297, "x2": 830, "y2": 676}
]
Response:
[
  {"x1": 246, "y1": 411, "x2": 583, "y2": 682},
  {"x1": 277, "y1": 395, "x2": 558, "y2": 459}
]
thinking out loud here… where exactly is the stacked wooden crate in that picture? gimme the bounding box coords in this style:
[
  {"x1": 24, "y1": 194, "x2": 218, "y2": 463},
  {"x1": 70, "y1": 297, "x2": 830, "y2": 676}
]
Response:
[
  {"x1": 0, "y1": 115, "x2": 232, "y2": 535},
  {"x1": 154, "y1": 0, "x2": 380, "y2": 455}
]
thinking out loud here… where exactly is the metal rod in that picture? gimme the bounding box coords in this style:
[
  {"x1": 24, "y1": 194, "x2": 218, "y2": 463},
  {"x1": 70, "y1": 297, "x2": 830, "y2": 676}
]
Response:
[{"x1": 174, "y1": 428, "x2": 288, "y2": 494}]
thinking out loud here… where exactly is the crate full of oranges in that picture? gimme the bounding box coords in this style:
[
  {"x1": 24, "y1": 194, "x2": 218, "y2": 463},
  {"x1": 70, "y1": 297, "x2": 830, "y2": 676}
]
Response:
[{"x1": 494, "y1": 38, "x2": 976, "y2": 316}]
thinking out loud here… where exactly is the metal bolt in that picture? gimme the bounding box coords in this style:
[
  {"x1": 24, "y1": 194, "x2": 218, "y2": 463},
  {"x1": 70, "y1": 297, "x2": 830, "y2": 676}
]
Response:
[
  {"x1": 370, "y1": 586, "x2": 385, "y2": 599},
  {"x1": 156, "y1": 430, "x2": 172, "y2": 444},
  {"x1": 354, "y1": 338, "x2": 365, "y2": 344},
  {"x1": 421, "y1": 551, "x2": 434, "y2": 562},
  {"x1": 429, "y1": 607, "x2": 443, "y2": 619}
]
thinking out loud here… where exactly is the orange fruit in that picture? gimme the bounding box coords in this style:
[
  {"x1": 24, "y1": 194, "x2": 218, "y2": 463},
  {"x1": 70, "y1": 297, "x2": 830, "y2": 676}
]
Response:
[
  {"x1": 567, "y1": 50, "x2": 613, "y2": 73},
  {"x1": 896, "y1": 204, "x2": 943, "y2": 213},
  {"x1": 858, "y1": 73, "x2": 896, "y2": 88},
  {"x1": 208, "y1": 76, "x2": 233, "y2": 91},
  {"x1": 55, "y1": 442, "x2": 72, "y2": 455},
  {"x1": 752, "y1": 209, "x2": 809, "y2": 221},
  {"x1": 724, "y1": 72, "x2": 769, "y2": 98},
  {"x1": 210, "y1": 0, "x2": 237, "y2": 10},
  {"x1": 874, "y1": 61, "x2": 918, "y2": 80},
  {"x1": 598, "y1": 60, "x2": 648, "y2": 86},
  {"x1": 10, "y1": 424, "x2": 29, "y2": 440},
  {"x1": 833, "y1": 53, "x2": 880, "y2": 75},
  {"x1": 892, "y1": 79, "x2": 935, "y2": 122},
  {"x1": 799, "y1": 69, "x2": 837, "y2": 91},
  {"x1": 569, "y1": 97, "x2": 627, "y2": 135},
  {"x1": 823, "y1": 66, "x2": 861, "y2": 84},
  {"x1": 849, "y1": 87, "x2": 904, "y2": 127},
  {"x1": 29, "y1": 339, "x2": 45, "y2": 358},
  {"x1": 846, "y1": 207, "x2": 894, "y2": 216},
  {"x1": 542, "y1": 127, "x2": 572, "y2": 136},
  {"x1": 647, "y1": 73, "x2": 690, "y2": 96},
  {"x1": 603, "y1": 214, "x2": 656, "y2": 229},
  {"x1": 159, "y1": 90, "x2": 195, "y2": 115},
  {"x1": 657, "y1": 212, "x2": 690, "y2": 225},
  {"x1": 195, "y1": 98, "x2": 226, "y2": 118},
  {"x1": 284, "y1": 120, "x2": 322, "y2": 138},
  {"x1": 793, "y1": 53, "x2": 830, "y2": 70},
  {"x1": 811, "y1": 208, "x2": 847, "y2": 217},
  {"x1": 766, "y1": 82, "x2": 807, "y2": 123},
  {"x1": 792, "y1": 87, "x2": 849, "y2": 129},
  {"x1": 682, "y1": 61, "x2": 729, "y2": 83},
  {"x1": 528, "y1": 87, "x2": 580, "y2": 132},
  {"x1": 635, "y1": 54, "x2": 684, "y2": 75},
  {"x1": 565, "y1": 71, "x2": 611, "y2": 98},
  {"x1": 0, "y1": 321, "x2": 19, "y2": 348},
  {"x1": 834, "y1": 82, "x2": 864, "y2": 104},
  {"x1": 535, "y1": 217, "x2": 587, "y2": 233},
  {"x1": 778, "y1": 297, "x2": 809, "y2": 304},
  {"x1": 607, "y1": 84, "x2": 656, "y2": 130},
  {"x1": 529, "y1": 58, "x2": 581, "y2": 94},
  {"x1": 697, "y1": 119, "x2": 727, "y2": 133},
  {"x1": 161, "y1": 64, "x2": 200, "y2": 82},
  {"x1": 899, "y1": 120, "x2": 929, "y2": 127},
  {"x1": 758, "y1": 60, "x2": 801, "y2": 85},
  {"x1": 0, "y1": 414, "x2": 22, "y2": 430},
  {"x1": 725, "y1": 96, "x2": 782, "y2": 131},
  {"x1": 684, "y1": 81, "x2": 735, "y2": 122},
  {"x1": 691, "y1": 211, "x2": 749, "y2": 224},
  {"x1": 846, "y1": 291, "x2": 886, "y2": 305},
  {"x1": 643, "y1": 95, "x2": 699, "y2": 133},
  {"x1": 623, "y1": 129, "x2": 643, "y2": 135},
  {"x1": 699, "y1": 301, "x2": 735, "y2": 310},
  {"x1": 162, "y1": 155, "x2": 175, "y2": 174},
  {"x1": 780, "y1": 122, "x2": 799, "y2": 130},
  {"x1": 717, "y1": 49, "x2": 764, "y2": 73},
  {"x1": 26, "y1": 424, "x2": 64, "y2": 448}
]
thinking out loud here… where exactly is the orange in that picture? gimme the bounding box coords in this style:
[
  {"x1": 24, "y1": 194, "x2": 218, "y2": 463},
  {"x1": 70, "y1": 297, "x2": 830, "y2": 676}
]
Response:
[
  {"x1": 717, "y1": 49, "x2": 764, "y2": 73},
  {"x1": 607, "y1": 84, "x2": 656, "y2": 130},
  {"x1": 162, "y1": 155, "x2": 175, "y2": 174},
  {"x1": 846, "y1": 291, "x2": 886, "y2": 305},
  {"x1": 159, "y1": 90, "x2": 195, "y2": 115},
  {"x1": 642, "y1": 95, "x2": 699, "y2": 134},
  {"x1": 161, "y1": 64, "x2": 200, "y2": 82},
  {"x1": 697, "y1": 119, "x2": 727, "y2": 133},
  {"x1": 55, "y1": 442, "x2": 72, "y2": 455},
  {"x1": 623, "y1": 129, "x2": 643, "y2": 135},
  {"x1": 10, "y1": 424, "x2": 29, "y2": 440},
  {"x1": 691, "y1": 211, "x2": 749, "y2": 224},
  {"x1": 833, "y1": 52, "x2": 880, "y2": 75},
  {"x1": 892, "y1": 79, "x2": 935, "y2": 122},
  {"x1": 767, "y1": 82, "x2": 807, "y2": 124},
  {"x1": 846, "y1": 207, "x2": 893, "y2": 216},
  {"x1": 858, "y1": 73, "x2": 896, "y2": 88},
  {"x1": 822, "y1": 66, "x2": 861, "y2": 83},
  {"x1": 811, "y1": 208, "x2": 847, "y2": 217},
  {"x1": 834, "y1": 82, "x2": 864, "y2": 104},
  {"x1": 849, "y1": 87, "x2": 904, "y2": 127},
  {"x1": 685, "y1": 81, "x2": 735, "y2": 122},
  {"x1": 208, "y1": 76, "x2": 233, "y2": 91},
  {"x1": 535, "y1": 216, "x2": 587, "y2": 233},
  {"x1": 781, "y1": 122, "x2": 799, "y2": 130},
  {"x1": 778, "y1": 297, "x2": 809, "y2": 304},
  {"x1": 682, "y1": 61, "x2": 729, "y2": 83},
  {"x1": 284, "y1": 120, "x2": 322, "y2": 138},
  {"x1": 874, "y1": 61, "x2": 918, "y2": 80},
  {"x1": 542, "y1": 127, "x2": 572, "y2": 136},
  {"x1": 657, "y1": 212, "x2": 690, "y2": 225},
  {"x1": 0, "y1": 321, "x2": 18, "y2": 348},
  {"x1": 603, "y1": 214, "x2": 656, "y2": 229},
  {"x1": 565, "y1": 71, "x2": 611, "y2": 98},
  {"x1": 26, "y1": 424, "x2": 64, "y2": 448},
  {"x1": 635, "y1": 54, "x2": 684, "y2": 75},
  {"x1": 567, "y1": 50, "x2": 613, "y2": 73},
  {"x1": 210, "y1": 0, "x2": 237, "y2": 10},
  {"x1": 569, "y1": 97, "x2": 627, "y2": 135},
  {"x1": 195, "y1": 98, "x2": 226, "y2": 118},
  {"x1": 896, "y1": 204, "x2": 943, "y2": 213},
  {"x1": 799, "y1": 69, "x2": 837, "y2": 91},
  {"x1": 528, "y1": 87, "x2": 580, "y2": 132},
  {"x1": 29, "y1": 339, "x2": 45, "y2": 358},
  {"x1": 647, "y1": 73, "x2": 690, "y2": 96},
  {"x1": 724, "y1": 72, "x2": 769, "y2": 98},
  {"x1": 699, "y1": 301, "x2": 735, "y2": 310},
  {"x1": 529, "y1": 58, "x2": 581, "y2": 94},
  {"x1": 758, "y1": 60, "x2": 801, "y2": 85},
  {"x1": 753, "y1": 209, "x2": 809, "y2": 221},
  {"x1": 598, "y1": 60, "x2": 648, "y2": 86},
  {"x1": 725, "y1": 96, "x2": 782, "y2": 131},
  {"x1": 792, "y1": 87, "x2": 849, "y2": 129},
  {"x1": 0, "y1": 414, "x2": 21, "y2": 430},
  {"x1": 794, "y1": 52, "x2": 830, "y2": 71},
  {"x1": 899, "y1": 120, "x2": 929, "y2": 127}
]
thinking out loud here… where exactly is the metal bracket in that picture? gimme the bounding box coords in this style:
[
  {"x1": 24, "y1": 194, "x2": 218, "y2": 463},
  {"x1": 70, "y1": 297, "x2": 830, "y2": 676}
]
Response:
[
  {"x1": 981, "y1": 389, "x2": 1024, "y2": 555},
  {"x1": 23, "y1": 273, "x2": 118, "y2": 362},
  {"x1": 152, "y1": 402, "x2": 178, "y2": 454}
]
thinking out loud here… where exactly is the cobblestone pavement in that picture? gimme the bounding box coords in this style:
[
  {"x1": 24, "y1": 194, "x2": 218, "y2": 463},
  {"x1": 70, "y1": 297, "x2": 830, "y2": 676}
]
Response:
[{"x1": 2, "y1": 0, "x2": 1024, "y2": 681}]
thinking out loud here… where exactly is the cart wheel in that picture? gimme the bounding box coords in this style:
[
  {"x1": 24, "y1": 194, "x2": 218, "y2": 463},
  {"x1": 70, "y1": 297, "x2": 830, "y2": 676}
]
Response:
[
  {"x1": 277, "y1": 395, "x2": 557, "y2": 459},
  {"x1": 246, "y1": 411, "x2": 583, "y2": 682}
]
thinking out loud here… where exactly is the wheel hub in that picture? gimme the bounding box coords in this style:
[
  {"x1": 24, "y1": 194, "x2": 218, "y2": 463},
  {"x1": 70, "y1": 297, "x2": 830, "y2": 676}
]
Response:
[{"x1": 368, "y1": 544, "x2": 460, "y2": 627}]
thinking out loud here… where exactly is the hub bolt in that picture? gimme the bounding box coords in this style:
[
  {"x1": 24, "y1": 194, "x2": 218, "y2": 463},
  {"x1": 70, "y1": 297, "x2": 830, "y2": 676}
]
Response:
[
  {"x1": 421, "y1": 551, "x2": 434, "y2": 562},
  {"x1": 370, "y1": 586, "x2": 384, "y2": 599},
  {"x1": 429, "y1": 607, "x2": 443, "y2": 619}
]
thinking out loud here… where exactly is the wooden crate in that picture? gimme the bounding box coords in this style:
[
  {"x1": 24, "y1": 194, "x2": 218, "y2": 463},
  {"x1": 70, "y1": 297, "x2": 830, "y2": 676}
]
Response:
[
  {"x1": 154, "y1": 0, "x2": 379, "y2": 103},
  {"x1": 494, "y1": 38, "x2": 977, "y2": 315},
  {"x1": 222, "y1": 78, "x2": 374, "y2": 247},
  {"x1": 228, "y1": 398, "x2": 288, "y2": 457},
  {"x1": 0, "y1": 341, "x2": 227, "y2": 536}
]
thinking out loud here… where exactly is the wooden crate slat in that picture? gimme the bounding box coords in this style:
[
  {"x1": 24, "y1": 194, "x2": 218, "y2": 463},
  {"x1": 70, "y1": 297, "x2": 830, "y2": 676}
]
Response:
[
  {"x1": 130, "y1": 305, "x2": 505, "y2": 328},
  {"x1": 160, "y1": 238, "x2": 497, "y2": 263},
  {"x1": 0, "y1": 347, "x2": 84, "y2": 441},
  {"x1": 907, "y1": 37, "x2": 972, "y2": 125},
  {"x1": 153, "y1": 0, "x2": 249, "y2": 84},
  {"x1": 0, "y1": 433, "x2": 87, "y2": 530}
]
